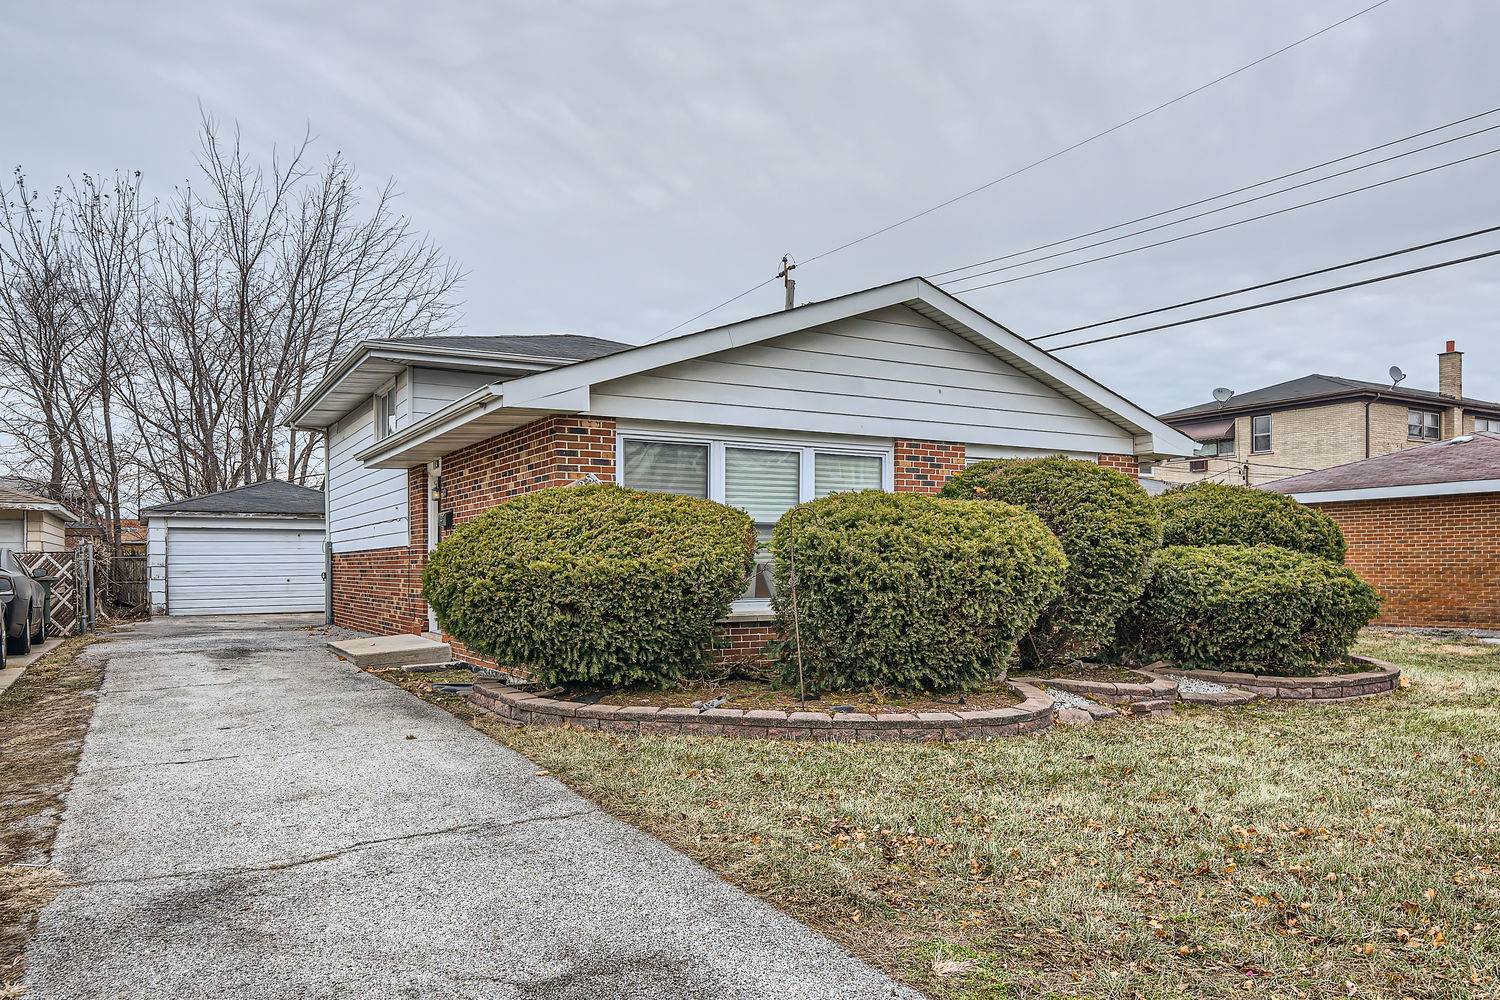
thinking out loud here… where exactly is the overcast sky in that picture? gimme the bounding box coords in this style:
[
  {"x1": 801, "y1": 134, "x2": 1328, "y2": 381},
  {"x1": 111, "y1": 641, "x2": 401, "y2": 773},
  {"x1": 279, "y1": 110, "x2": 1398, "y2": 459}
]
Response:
[{"x1": 4, "y1": 0, "x2": 1497, "y2": 412}]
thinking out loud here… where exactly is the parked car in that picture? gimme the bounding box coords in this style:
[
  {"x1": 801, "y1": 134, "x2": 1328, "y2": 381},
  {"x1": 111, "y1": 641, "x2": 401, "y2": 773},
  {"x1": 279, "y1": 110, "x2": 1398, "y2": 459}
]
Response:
[
  {"x1": 0, "y1": 549, "x2": 45, "y2": 655},
  {"x1": 0, "y1": 573, "x2": 12, "y2": 667}
]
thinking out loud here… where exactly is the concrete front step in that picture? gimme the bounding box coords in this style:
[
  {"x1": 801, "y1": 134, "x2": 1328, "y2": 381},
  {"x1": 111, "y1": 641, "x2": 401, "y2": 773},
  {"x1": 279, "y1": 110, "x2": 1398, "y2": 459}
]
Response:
[{"x1": 327, "y1": 633, "x2": 452, "y2": 670}]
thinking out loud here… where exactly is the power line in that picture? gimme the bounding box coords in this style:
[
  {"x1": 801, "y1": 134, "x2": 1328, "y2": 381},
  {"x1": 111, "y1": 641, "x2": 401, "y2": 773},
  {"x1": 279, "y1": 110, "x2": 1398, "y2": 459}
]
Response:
[
  {"x1": 645, "y1": 276, "x2": 779, "y2": 344},
  {"x1": 1029, "y1": 222, "x2": 1500, "y2": 342},
  {"x1": 648, "y1": 0, "x2": 1395, "y2": 342},
  {"x1": 799, "y1": 0, "x2": 1396, "y2": 266},
  {"x1": 1047, "y1": 245, "x2": 1500, "y2": 351},
  {"x1": 937, "y1": 117, "x2": 1500, "y2": 288},
  {"x1": 950, "y1": 143, "x2": 1500, "y2": 294},
  {"x1": 929, "y1": 107, "x2": 1500, "y2": 282}
]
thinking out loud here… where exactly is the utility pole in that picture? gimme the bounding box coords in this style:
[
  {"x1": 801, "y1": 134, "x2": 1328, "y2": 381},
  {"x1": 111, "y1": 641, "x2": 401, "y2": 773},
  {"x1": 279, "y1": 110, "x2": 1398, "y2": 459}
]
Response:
[{"x1": 778, "y1": 254, "x2": 797, "y2": 310}]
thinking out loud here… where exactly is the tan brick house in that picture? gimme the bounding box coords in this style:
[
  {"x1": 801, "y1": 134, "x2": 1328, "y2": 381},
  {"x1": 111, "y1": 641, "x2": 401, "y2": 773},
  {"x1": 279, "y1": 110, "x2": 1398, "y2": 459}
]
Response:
[
  {"x1": 289, "y1": 278, "x2": 1194, "y2": 669},
  {"x1": 1265, "y1": 431, "x2": 1500, "y2": 629},
  {"x1": 1155, "y1": 342, "x2": 1500, "y2": 487}
]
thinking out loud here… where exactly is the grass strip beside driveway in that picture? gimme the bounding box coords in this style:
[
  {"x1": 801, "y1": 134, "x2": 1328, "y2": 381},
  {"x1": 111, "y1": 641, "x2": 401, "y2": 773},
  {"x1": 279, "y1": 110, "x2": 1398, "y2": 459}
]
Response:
[{"x1": 389, "y1": 631, "x2": 1500, "y2": 1000}]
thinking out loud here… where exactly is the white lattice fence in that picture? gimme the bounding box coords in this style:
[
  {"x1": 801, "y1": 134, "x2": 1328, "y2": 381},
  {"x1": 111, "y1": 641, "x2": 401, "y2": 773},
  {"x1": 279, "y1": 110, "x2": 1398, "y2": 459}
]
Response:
[{"x1": 14, "y1": 550, "x2": 85, "y2": 636}]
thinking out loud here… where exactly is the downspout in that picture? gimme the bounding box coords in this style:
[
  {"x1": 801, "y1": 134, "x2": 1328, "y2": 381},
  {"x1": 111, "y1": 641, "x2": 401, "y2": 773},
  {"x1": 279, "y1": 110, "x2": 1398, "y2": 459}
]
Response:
[
  {"x1": 1364, "y1": 391, "x2": 1380, "y2": 459},
  {"x1": 323, "y1": 428, "x2": 333, "y2": 626}
]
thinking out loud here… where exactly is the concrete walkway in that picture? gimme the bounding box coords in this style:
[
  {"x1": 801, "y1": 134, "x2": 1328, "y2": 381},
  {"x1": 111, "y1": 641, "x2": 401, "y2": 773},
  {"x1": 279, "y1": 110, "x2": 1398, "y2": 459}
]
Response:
[{"x1": 27, "y1": 616, "x2": 919, "y2": 1000}]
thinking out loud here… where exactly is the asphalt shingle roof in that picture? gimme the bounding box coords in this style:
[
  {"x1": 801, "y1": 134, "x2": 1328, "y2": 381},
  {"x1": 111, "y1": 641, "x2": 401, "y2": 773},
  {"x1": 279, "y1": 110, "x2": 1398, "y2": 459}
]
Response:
[
  {"x1": 1164, "y1": 374, "x2": 1500, "y2": 419},
  {"x1": 142, "y1": 480, "x2": 324, "y2": 516},
  {"x1": 1264, "y1": 431, "x2": 1500, "y2": 494},
  {"x1": 367, "y1": 334, "x2": 630, "y2": 363}
]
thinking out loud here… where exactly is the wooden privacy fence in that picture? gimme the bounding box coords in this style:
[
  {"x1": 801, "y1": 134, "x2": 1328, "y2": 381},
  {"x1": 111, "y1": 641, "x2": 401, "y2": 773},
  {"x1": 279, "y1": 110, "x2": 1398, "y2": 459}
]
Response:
[
  {"x1": 109, "y1": 553, "x2": 148, "y2": 611},
  {"x1": 14, "y1": 547, "x2": 91, "y2": 636}
]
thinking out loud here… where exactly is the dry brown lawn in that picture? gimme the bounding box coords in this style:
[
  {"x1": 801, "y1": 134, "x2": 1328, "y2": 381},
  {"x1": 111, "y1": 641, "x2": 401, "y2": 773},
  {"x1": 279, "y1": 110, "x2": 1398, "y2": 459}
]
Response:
[{"x1": 391, "y1": 629, "x2": 1499, "y2": 1000}]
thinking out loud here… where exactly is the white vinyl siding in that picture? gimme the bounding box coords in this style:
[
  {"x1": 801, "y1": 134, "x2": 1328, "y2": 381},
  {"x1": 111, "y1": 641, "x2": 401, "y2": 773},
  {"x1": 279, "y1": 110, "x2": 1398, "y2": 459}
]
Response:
[
  {"x1": 590, "y1": 306, "x2": 1135, "y2": 454},
  {"x1": 327, "y1": 397, "x2": 410, "y2": 552},
  {"x1": 150, "y1": 518, "x2": 326, "y2": 615},
  {"x1": 409, "y1": 367, "x2": 498, "y2": 419}
]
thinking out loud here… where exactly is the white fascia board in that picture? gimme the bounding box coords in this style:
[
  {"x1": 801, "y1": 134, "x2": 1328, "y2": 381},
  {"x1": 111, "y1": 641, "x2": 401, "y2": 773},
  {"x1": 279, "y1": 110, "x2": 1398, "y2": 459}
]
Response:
[
  {"x1": 0, "y1": 501, "x2": 77, "y2": 519},
  {"x1": 1289, "y1": 479, "x2": 1500, "y2": 504},
  {"x1": 288, "y1": 343, "x2": 558, "y2": 429},
  {"x1": 493, "y1": 277, "x2": 1196, "y2": 458}
]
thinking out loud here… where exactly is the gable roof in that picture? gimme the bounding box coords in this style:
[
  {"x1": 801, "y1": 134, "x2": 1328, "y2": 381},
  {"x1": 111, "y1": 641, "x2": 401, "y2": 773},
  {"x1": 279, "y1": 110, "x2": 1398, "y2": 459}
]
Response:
[
  {"x1": 141, "y1": 480, "x2": 324, "y2": 517},
  {"x1": 1265, "y1": 431, "x2": 1500, "y2": 501},
  {"x1": 1166, "y1": 374, "x2": 1500, "y2": 421},
  {"x1": 354, "y1": 277, "x2": 1196, "y2": 468},
  {"x1": 0, "y1": 485, "x2": 78, "y2": 520}
]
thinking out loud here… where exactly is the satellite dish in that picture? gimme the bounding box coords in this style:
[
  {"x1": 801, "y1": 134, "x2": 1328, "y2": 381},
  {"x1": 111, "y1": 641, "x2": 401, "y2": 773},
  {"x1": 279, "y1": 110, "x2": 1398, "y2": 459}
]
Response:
[
  {"x1": 1389, "y1": 366, "x2": 1407, "y2": 388},
  {"x1": 1211, "y1": 387, "x2": 1235, "y2": 406}
]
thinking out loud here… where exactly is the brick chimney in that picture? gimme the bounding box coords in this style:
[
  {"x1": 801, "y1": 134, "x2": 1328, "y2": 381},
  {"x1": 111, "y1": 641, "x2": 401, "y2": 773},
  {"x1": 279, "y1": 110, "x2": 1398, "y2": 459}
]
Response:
[
  {"x1": 1439, "y1": 340, "x2": 1463, "y2": 398},
  {"x1": 1439, "y1": 341, "x2": 1464, "y2": 438}
]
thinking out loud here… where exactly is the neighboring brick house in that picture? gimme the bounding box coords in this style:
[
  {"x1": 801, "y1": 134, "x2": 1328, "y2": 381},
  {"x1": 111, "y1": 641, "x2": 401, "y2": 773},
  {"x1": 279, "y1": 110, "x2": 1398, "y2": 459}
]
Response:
[
  {"x1": 1155, "y1": 342, "x2": 1500, "y2": 488},
  {"x1": 289, "y1": 277, "x2": 1195, "y2": 670},
  {"x1": 1264, "y1": 431, "x2": 1500, "y2": 629}
]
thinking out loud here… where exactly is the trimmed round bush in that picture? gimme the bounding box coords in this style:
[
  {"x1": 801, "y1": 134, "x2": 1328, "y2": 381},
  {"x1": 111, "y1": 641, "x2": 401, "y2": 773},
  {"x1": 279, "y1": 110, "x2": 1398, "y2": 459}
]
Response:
[
  {"x1": 1157, "y1": 482, "x2": 1347, "y2": 562},
  {"x1": 941, "y1": 457, "x2": 1161, "y2": 667},
  {"x1": 1115, "y1": 544, "x2": 1380, "y2": 675},
  {"x1": 769, "y1": 490, "x2": 1067, "y2": 692},
  {"x1": 423, "y1": 484, "x2": 756, "y2": 689}
]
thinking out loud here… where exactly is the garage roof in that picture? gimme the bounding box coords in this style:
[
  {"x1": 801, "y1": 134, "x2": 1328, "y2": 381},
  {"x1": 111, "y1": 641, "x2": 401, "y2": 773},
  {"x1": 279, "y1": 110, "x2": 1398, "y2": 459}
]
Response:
[
  {"x1": 1265, "y1": 431, "x2": 1500, "y2": 502},
  {"x1": 142, "y1": 480, "x2": 325, "y2": 517}
]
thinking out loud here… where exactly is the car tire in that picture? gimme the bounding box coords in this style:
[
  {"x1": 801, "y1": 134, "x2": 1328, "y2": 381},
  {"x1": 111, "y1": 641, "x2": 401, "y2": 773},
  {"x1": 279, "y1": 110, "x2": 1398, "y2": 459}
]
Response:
[{"x1": 9, "y1": 604, "x2": 33, "y2": 656}]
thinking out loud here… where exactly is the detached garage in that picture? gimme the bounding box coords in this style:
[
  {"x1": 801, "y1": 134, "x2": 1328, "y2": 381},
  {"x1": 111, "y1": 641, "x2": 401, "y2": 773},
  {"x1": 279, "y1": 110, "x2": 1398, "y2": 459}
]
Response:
[{"x1": 144, "y1": 481, "x2": 327, "y2": 617}]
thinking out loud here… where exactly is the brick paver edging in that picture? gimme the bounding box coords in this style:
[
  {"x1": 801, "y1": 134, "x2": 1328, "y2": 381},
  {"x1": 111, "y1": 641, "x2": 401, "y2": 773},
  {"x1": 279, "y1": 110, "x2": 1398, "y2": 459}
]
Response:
[
  {"x1": 1152, "y1": 655, "x2": 1402, "y2": 702},
  {"x1": 467, "y1": 680, "x2": 1056, "y2": 741}
]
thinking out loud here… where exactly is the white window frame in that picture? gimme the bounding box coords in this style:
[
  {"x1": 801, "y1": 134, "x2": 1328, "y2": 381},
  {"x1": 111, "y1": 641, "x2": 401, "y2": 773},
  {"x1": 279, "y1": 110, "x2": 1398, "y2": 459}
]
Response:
[
  {"x1": 1250, "y1": 414, "x2": 1272, "y2": 453},
  {"x1": 1407, "y1": 408, "x2": 1440, "y2": 441},
  {"x1": 1476, "y1": 416, "x2": 1499, "y2": 432},
  {"x1": 617, "y1": 430, "x2": 894, "y2": 612},
  {"x1": 373, "y1": 384, "x2": 398, "y2": 441}
]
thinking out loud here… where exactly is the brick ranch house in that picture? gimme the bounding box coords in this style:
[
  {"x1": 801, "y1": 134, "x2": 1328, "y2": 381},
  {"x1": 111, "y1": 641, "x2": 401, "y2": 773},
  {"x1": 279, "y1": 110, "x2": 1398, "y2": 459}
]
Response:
[
  {"x1": 290, "y1": 278, "x2": 1195, "y2": 670},
  {"x1": 1266, "y1": 430, "x2": 1500, "y2": 629}
]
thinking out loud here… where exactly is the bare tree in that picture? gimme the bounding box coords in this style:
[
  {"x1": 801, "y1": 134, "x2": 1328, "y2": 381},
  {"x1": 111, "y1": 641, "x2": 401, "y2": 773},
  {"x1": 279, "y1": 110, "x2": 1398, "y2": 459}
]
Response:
[{"x1": 0, "y1": 116, "x2": 463, "y2": 560}]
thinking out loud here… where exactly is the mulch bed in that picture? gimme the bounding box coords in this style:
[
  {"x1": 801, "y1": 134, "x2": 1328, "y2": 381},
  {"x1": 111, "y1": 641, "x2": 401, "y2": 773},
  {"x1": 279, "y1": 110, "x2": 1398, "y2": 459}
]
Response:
[
  {"x1": 1010, "y1": 662, "x2": 1147, "y2": 684},
  {"x1": 579, "y1": 677, "x2": 1022, "y2": 715}
]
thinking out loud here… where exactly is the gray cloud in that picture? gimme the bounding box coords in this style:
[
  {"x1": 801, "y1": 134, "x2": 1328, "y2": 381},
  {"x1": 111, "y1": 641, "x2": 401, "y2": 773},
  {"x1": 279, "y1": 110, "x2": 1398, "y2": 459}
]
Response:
[{"x1": 3, "y1": 0, "x2": 1495, "y2": 413}]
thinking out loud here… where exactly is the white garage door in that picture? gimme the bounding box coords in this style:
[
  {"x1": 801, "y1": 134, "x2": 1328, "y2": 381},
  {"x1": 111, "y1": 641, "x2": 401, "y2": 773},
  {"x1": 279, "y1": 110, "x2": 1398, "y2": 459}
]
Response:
[{"x1": 167, "y1": 524, "x2": 326, "y2": 615}]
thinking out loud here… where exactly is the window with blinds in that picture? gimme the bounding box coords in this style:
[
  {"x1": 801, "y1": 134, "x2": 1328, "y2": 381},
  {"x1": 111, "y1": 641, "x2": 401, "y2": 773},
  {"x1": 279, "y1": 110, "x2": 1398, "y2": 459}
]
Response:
[
  {"x1": 814, "y1": 452, "x2": 883, "y2": 497},
  {"x1": 621, "y1": 440, "x2": 708, "y2": 497},
  {"x1": 618, "y1": 435, "x2": 890, "y2": 607},
  {"x1": 724, "y1": 447, "x2": 800, "y2": 522}
]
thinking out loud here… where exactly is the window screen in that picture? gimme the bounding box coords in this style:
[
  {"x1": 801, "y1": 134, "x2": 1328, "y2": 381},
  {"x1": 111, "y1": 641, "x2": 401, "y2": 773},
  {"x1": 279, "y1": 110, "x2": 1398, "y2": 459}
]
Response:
[
  {"x1": 813, "y1": 452, "x2": 883, "y2": 496},
  {"x1": 1251, "y1": 414, "x2": 1272, "y2": 452},
  {"x1": 621, "y1": 440, "x2": 709, "y2": 497},
  {"x1": 724, "y1": 447, "x2": 800, "y2": 522}
]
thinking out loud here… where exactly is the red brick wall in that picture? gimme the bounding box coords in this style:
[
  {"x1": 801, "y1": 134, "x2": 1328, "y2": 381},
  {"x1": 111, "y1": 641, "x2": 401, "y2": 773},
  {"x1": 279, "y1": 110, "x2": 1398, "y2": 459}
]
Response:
[
  {"x1": 330, "y1": 547, "x2": 426, "y2": 635},
  {"x1": 713, "y1": 620, "x2": 780, "y2": 670},
  {"x1": 1308, "y1": 492, "x2": 1500, "y2": 629},
  {"x1": 442, "y1": 416, "x2": 616, "y2": 529},
  {"x1": 894, "y1": 439, "x2": 965, "y2": 493},
  {"x1": 1098, "y1": 453, "x2": 1140, "y2": 479}
]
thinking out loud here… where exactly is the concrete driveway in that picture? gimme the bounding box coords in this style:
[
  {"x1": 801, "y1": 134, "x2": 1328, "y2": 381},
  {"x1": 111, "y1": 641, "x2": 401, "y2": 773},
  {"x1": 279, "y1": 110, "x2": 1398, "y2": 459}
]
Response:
[{"x1": 26, "y1": 615, "x2": 919, "y2": 1000}]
